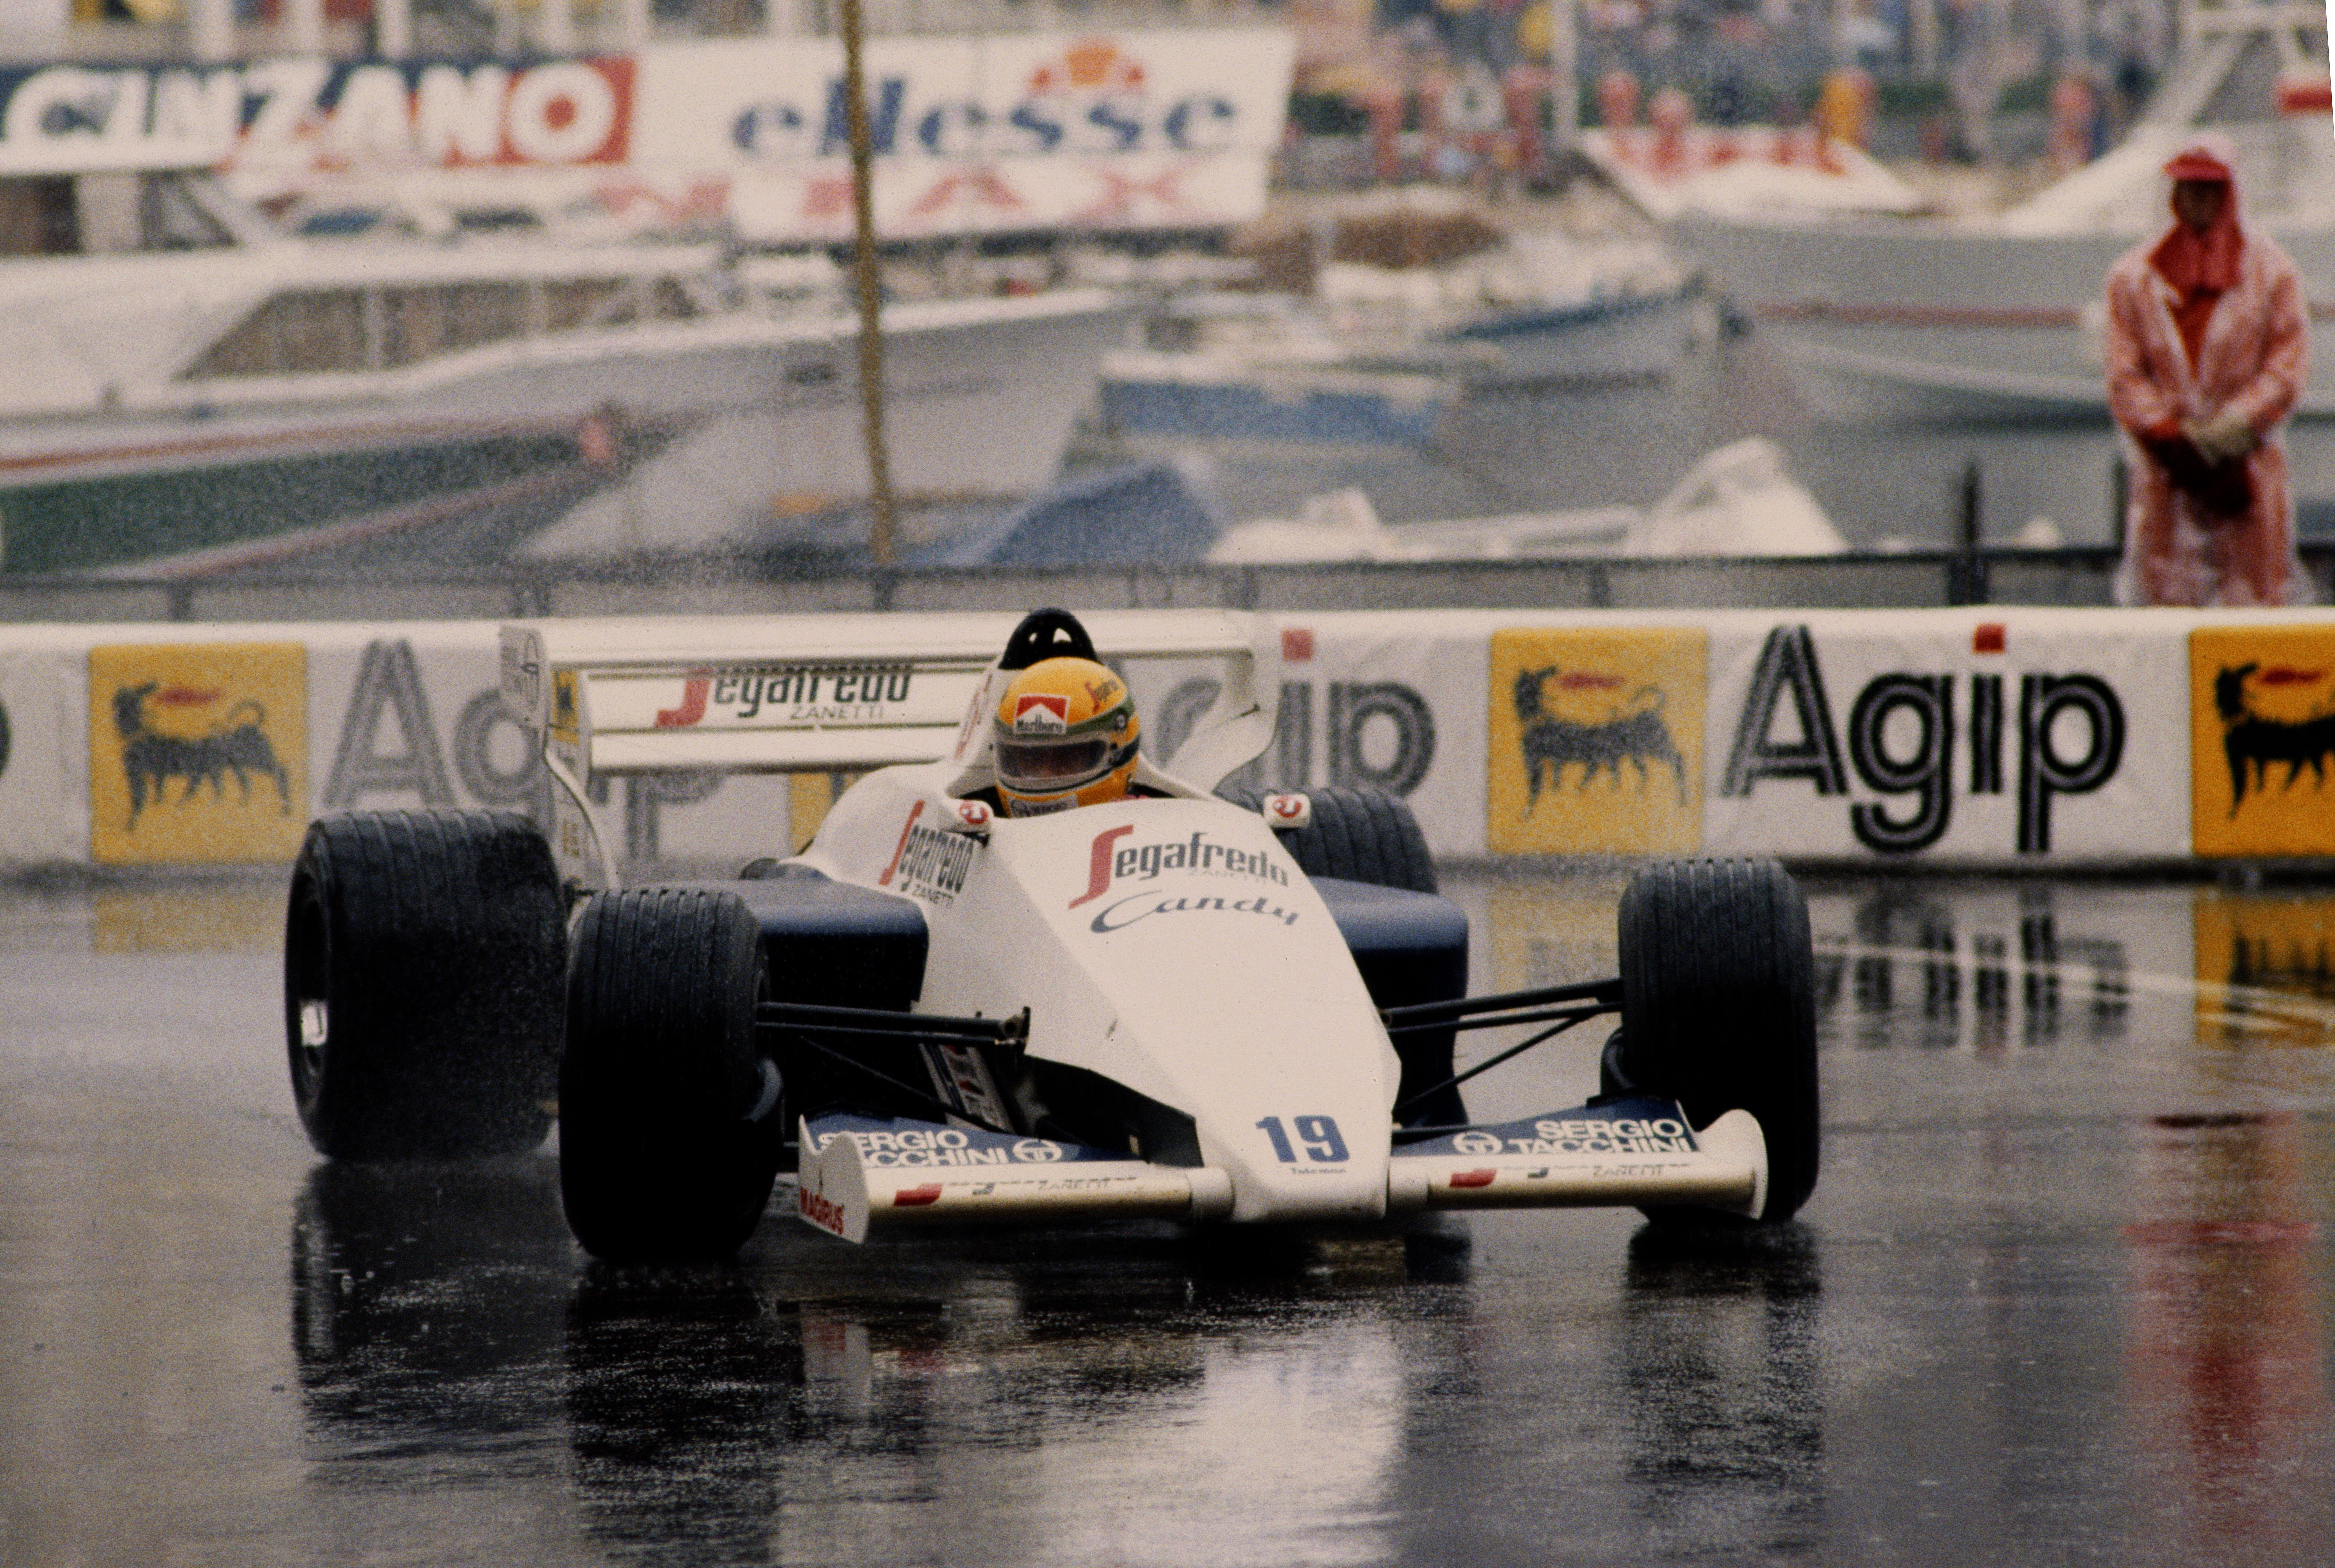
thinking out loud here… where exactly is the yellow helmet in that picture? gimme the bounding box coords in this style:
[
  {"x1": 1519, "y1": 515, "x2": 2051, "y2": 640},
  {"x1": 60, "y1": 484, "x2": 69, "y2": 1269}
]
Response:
[{"x1": 993, "y1": 656, "x2": 1140, "y2": 817}]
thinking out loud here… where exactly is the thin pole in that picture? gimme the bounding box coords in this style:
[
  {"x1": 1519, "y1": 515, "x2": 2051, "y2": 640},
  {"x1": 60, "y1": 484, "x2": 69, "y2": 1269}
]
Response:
[
  {"x1": 837, "y1": 0, "x2": 897, "y2": 568},
  {"x1": 376, "y1": 0, "x2": 412, "y2": 57},
  {"x1": 286, "y1": 0, "x2": 323, "y2": 54},
  {"x1": 191, "y1": 0, "x2": 234, "y2": 61},
  {"x1": 539, "y1": 0, "x2": 575, "y2": 50},
  {"x1": 1547, "y1": 0, "x2": 1578, "y2": 159}
]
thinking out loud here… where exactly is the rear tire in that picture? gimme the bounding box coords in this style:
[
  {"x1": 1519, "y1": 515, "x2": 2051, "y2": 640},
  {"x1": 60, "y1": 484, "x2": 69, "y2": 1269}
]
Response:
[
  {"x1": 284, "y1": 810, "x2": 564, "y2": 1161},
  {"x1": 1610, "y1": 857, "x2": 1819, "y2": 1225},
  {"x1": 560, "y1": 888, "x2": 779, "y2": 1262},
  {"x1": 1225, "y1": 783, "x2": 1436, "y2": 894}
]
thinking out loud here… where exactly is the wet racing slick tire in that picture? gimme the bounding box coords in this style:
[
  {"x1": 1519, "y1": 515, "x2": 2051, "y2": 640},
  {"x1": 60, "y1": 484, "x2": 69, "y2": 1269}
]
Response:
[
  {"x1": 1609, "y1": 857, "x2": 1819, "y2": 1226},
  {"x1": 284, "y1": 810, "x2": 565, "y2": 1161},
  {"x1": 1225, "y1": 783, "x2": 1437, "y2": 894},
  {"x1": 560, "y1": 888, "x2": 780, "y2": 1262}
]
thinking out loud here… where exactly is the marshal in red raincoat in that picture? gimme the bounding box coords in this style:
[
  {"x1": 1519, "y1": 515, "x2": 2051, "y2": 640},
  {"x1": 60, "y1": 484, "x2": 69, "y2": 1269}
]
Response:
[{"x1": 2105, "y1": 139, "x2": 2313, "y2": 606}]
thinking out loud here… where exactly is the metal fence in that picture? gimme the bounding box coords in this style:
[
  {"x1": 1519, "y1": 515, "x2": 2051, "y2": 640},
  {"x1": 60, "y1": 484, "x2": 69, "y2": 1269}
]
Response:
[{"x1": 6, "y1": 543, "x2": 2331, "y2": 624}]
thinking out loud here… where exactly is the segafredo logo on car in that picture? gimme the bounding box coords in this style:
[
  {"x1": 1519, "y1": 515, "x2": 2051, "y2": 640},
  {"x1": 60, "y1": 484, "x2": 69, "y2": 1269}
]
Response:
[
  {"x1": 654, "y1": 665, "x2": 917, "y2": 728},
  {"x1": 878, "y1": 801, "x2": 978, "y2": 905},
  {"x1": 811, "y1": 1126, "x2": 1072, "y2": 1167},
  {"x1": 1068, "y1": 822, "x2": 1299, "y2": 931}
]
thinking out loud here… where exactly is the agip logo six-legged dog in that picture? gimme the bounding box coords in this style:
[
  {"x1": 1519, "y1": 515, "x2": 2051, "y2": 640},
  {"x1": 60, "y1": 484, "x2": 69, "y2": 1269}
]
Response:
[
  {"x1": 1511, "y1": 665, "x2": 1688, "y2": 812},
  {"x1": 88, "y1": 642, "x2": 308, "y2": 865},
  {"x1": 1485, "y1": 627, "x2": 1708, "y2": 857},
  {"x1": 111, "y1": 681, "x2": 292, "y2": 828}
]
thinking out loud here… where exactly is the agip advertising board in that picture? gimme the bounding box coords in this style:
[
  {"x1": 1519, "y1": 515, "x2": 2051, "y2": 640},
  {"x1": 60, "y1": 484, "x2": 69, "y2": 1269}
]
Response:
[
  {"x1": 1700, "y1": 612, "x2": 2188, "y2": 864},
  {"x1": 2, "y1": 608, "x2": 2333, "y2": 871}
]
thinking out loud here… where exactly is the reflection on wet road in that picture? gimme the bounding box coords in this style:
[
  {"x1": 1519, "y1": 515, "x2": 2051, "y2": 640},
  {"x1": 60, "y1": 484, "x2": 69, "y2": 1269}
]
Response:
[{"x1": 3, "y1": 870, "x2": 2331, "y2": 1565}]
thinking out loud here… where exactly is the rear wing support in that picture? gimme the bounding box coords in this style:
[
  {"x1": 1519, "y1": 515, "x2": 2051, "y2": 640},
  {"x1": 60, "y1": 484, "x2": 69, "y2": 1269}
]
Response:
[{"x1": 499, "y1": 611, "x2": 1281, "y2": 891}]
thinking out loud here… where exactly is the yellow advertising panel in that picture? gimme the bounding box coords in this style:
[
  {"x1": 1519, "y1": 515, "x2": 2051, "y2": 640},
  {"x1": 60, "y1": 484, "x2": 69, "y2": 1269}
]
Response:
[
  {"x1": 1486, "y1": 875, "x2": 1628, "y2": 993},
  {"x1": 1487, "y1": 627, "x2": 1706, "y2": 855},
  {"x1": 89, "y1": 643, "x2": 309, "y2": 865},
  {"x1": 2193, "y1": 890, "x2": 2335, "y2": 1048},
  {"x1": 2190, "y1": 627, "x2": 2335, "y2": 856}
]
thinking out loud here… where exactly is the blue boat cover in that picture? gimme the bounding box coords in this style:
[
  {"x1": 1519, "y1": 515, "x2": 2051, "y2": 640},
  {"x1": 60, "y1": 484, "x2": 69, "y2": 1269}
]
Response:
[{"x1": 917, "y1": 459, "x2": 1223, "y2": 567}]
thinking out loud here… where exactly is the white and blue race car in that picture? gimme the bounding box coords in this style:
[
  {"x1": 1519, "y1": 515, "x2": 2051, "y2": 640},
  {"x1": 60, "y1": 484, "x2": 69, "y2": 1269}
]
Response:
[{"x1": 284, "y1": 608, "x2": 1818, "y2": 1261}]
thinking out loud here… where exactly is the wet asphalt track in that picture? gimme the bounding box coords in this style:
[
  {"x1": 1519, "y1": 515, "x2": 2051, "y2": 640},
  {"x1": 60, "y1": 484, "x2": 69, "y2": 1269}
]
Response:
[{"x1": 3, "y1": 866, "x2": 2332, "y2": 1568}]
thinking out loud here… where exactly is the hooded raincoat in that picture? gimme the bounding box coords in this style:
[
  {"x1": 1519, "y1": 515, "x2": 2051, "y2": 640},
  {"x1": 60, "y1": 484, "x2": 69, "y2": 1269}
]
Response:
[{"x1": 2105, "y1": 144, "x2": 2312, "y2": 606}]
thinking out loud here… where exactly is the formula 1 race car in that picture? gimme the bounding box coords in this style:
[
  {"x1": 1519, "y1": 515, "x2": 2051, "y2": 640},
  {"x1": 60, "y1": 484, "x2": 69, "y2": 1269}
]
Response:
[{"x1": 284, "y1": 608, "x2": 1818, "y2": 1261}]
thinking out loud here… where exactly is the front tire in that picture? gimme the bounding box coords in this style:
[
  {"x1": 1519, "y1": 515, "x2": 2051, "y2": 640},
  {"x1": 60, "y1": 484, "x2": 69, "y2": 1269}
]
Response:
[
  {"x1": 284, "y1": 810, "x2": 564, "y2": 1161},
  {"x1": 1609, "y1": 857, "x2": 1819, "y2": 1225},
  {"x1": 1227, "y1": 783, "x2": 1436, "y2": 893},
  {"x1": 559, "y1": 888, "x2": 779, "y2": 1262}
]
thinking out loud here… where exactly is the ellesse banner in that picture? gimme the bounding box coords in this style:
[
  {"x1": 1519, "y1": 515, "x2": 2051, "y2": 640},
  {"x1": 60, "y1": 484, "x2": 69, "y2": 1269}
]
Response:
[{"x1": 637, "y1": 29, "x2": 1293, "y2": 241}]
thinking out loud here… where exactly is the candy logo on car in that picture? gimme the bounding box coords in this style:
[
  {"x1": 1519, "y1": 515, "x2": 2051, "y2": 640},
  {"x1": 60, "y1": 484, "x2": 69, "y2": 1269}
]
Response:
[
  {"x1": 1088, "y1": 891, "x2": 1300, "y2": 934},
  {"x1": 1073, "y1": 825, "x2": 1302, "y2": 931}
]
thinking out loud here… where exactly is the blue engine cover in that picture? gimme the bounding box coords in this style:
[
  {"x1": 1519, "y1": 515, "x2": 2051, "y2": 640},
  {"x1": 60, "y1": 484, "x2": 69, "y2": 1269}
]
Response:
[
  {"x1": 727, "y1": 871, "x2": 929, "y2": 1011},
  {"x1": 715, "y1": 869, "x2": 1469, "y2": 1122},
  {"x1": 1311, "y1": 877, "x2": 1470, "y2": 1127}
]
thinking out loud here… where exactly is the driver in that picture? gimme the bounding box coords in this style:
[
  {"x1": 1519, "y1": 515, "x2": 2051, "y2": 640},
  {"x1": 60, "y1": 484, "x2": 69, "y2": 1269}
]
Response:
[{"x1": 992, "y1": 657, "x2": 1141, "y2": 817}]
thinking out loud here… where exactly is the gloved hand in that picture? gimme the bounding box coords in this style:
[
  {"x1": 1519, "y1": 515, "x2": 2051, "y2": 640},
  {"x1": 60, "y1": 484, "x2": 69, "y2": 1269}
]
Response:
[
  {"x1": 2143, "y1": 431, "x2": 2254, "y2": 519},
  {"x1": 2184, "y1": 407, "x2": 2259, "y2": 463}
]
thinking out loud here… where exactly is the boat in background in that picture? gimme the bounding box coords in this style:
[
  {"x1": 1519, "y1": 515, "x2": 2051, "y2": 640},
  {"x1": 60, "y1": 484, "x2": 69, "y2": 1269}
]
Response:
[
  {"x1": 1206, "y1": 438, "x2": 1843, "y2": 561},
  {"x1": 0, "y1": 154, "x2": 1124, "y2": 576},
  {"x1": 1308, "y1": 214, "x2": 1702, "y2": 387},
  {"x1": 1665, "y1": 0, "x2": 2335, "y2": 425},
  {"x1": 1098, "y1": 290, "x2": 1454, "y2": 454},
  {"x1": 1095, "y1": 205, "x2": 1701, "y2": 455}
]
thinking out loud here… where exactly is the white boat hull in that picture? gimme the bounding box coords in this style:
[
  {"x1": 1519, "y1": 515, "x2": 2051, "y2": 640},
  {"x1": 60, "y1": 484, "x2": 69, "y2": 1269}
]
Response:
[
  {"x1": 1446, "y1": 288, "x2": 1704, "y2": 385},
  {"x1": 1673, "y1": 212, "x2": 2335, "y2": 424},
  {"x1": 1, "y1": 291, "x2": 1128, "y2": 571}
]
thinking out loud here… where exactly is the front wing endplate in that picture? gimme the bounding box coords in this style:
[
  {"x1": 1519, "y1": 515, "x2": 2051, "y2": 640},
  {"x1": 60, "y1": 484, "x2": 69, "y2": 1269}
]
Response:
[
  {"x1": 1387, "y1": 1097, "x2": 1766, "y2": 1217},
  {"x1": 795, "y1": 1115, "x2": 1234, "y2": 1243}
]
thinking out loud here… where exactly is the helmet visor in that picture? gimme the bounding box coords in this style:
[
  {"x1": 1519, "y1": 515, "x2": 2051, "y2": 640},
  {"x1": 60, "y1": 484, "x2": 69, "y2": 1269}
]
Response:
[{"x1": 997, "y1": 734, "x2": 1112, "y2": 788}]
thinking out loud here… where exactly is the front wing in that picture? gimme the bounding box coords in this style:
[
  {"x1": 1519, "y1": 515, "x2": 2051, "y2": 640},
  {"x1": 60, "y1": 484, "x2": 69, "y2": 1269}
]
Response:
[{"x1": 793, "y1": 1096, "x2": 1765, "y2": 1241}]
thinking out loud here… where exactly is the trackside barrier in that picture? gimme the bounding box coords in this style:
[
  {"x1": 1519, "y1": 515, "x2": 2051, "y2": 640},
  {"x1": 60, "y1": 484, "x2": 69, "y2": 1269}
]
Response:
[
  {"x1": 6, "y1": 607, "x2": 2334, "y2": 871},
  {"x1": 14, "y1": 542, "x2": 2335, "y2": 628}
]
